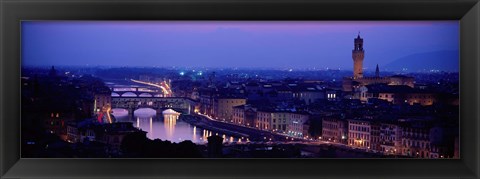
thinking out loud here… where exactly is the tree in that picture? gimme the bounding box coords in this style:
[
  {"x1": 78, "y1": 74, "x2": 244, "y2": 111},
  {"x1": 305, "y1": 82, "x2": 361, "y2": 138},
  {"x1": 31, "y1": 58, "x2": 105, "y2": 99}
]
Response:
[{"x1": 120, "y1": 132, "x2": 148, "y2": 156}]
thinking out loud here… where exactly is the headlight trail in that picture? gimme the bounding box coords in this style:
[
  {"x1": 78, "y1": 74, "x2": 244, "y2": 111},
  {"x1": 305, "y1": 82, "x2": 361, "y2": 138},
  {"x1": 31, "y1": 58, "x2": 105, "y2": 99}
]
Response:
[{"x1": 130, "y1": 79, "x2": 171, "y2": 95}]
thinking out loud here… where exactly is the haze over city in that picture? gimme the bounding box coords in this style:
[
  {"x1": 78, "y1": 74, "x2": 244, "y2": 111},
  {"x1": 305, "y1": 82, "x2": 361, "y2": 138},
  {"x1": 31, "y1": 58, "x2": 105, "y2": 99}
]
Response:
[
  {"x1": 21, "y1": 21, "x2": 460, "y2": 158},
  {"x1": 22, "y1": 21, "x2": 458, "y2": 70}
]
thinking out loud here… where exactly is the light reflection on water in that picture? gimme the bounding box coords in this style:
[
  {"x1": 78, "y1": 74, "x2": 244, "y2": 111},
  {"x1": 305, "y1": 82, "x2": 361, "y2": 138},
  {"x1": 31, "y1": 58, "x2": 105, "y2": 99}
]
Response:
[{"x1": 112, "y1": 108, "x2": 239, "y2": 144}]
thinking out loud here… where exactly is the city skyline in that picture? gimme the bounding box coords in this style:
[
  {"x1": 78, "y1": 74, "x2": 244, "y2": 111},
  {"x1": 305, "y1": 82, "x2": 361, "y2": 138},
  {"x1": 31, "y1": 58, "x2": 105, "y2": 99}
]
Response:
[
  {"x1": 20, "y1": 21, "x2": 460, "y2": 159},
  {"x1": 22, "y1": 21, "x2": 459, "y2": 70}
]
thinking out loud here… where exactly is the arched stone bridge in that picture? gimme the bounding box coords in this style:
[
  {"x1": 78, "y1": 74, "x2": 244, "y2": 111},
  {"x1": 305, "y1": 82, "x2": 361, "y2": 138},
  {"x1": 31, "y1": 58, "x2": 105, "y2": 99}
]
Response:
[
  {"x1": 110, "y1": 86, "x2": 164, "y2": 98},
  {"x1": 111, "y1": 91, "x2": 164, "y2": 98},
  {"x1": 111, "y1": 96, "x2": 197, "y2": 115}
]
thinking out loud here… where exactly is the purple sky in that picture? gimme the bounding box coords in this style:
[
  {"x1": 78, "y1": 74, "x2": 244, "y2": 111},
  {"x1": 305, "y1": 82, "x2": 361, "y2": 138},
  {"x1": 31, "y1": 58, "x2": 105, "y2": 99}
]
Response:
[{"x1": 21, "y1": 21, "x2": 459, "y2": 70}]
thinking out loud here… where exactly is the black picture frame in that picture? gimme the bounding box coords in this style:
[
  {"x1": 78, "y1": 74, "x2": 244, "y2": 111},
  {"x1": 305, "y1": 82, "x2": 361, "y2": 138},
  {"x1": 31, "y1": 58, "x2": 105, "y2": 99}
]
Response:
[{"x1": 1, "y1": 0, "x2": 479, "y2": 178}]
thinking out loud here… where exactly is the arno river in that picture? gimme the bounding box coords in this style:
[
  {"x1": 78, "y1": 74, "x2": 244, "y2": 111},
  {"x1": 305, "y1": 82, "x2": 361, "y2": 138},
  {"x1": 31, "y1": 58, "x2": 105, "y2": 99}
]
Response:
[
  {"x1": 105, "y1": 79, "x2": 242, "y2": 144},
  {"x1": 112, "y1": 108, "x2": 241, "y2": 144}
]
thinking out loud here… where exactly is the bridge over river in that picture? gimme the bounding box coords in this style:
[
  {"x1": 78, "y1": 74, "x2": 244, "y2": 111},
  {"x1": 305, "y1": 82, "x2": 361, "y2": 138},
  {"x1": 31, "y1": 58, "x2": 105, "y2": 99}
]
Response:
[
  {"x1": 105, "y1": 79, "x2": 197, "y2": 116},
  {"x1": 111, "y1": 96, "x2": 196, "y2": 116}
]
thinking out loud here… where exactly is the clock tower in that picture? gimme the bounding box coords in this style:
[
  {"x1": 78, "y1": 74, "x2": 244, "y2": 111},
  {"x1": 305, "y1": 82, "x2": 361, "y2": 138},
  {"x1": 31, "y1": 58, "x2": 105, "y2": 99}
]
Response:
[{"x1": 352, "y1": 33, "x2": 365, "y2": 79}]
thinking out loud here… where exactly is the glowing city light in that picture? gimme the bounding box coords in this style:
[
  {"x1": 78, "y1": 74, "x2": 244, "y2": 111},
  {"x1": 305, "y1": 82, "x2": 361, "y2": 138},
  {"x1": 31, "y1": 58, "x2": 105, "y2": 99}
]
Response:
[{"x1": 130, "y1": 79, "x2": 171, "y2": 95}]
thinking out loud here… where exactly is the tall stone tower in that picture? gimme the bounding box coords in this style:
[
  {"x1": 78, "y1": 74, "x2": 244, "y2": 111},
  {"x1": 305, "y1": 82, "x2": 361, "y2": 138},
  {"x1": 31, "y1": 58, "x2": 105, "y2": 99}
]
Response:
[{"x1": 352, "y1": 33, "x2": 365, "y2": 79}]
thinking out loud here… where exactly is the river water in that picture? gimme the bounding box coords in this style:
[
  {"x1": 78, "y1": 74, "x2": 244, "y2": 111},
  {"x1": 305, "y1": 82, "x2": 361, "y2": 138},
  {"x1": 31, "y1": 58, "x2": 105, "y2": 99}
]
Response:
[
  {"x1": 106, "y1": 79, "x2": 241, "y2": 144},
  {"x1": 112, "y1": 108, "x2": 240, "y2": 144}
]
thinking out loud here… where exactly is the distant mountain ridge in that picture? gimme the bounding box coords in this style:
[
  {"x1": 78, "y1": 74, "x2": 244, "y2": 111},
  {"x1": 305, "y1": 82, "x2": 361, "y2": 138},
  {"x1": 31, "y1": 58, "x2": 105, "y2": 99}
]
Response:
[{"x1": 384, "y1": 50, "x2": 459, "y2": 72}]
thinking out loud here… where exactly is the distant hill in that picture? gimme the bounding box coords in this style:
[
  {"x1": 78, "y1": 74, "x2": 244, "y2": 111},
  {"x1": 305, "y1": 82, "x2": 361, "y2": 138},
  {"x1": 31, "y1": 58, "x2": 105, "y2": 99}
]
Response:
[{"x1": 384, "y1": 50, "x2": 459, "y2": 72}]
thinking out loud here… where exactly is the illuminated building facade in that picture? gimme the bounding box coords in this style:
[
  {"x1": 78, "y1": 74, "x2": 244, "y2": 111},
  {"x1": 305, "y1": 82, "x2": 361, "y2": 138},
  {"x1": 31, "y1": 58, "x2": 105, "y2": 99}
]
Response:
[
  {"x1": 355, "y1": 84, "x2": 438, "y2": 106},
  {"x1": 198, "y1": 87, "x2": 217, "y2": 117},
  {"x1": 215, "y1": 97, "x2": 247, "y2": 121},
  {"x1": 94, "y1": 93, "x2": 111, "y2": 114},
  {"x1": 379, "y1": 123, "x2": 402, "y2": 155},
  {"x1": 232, "y1": 105, "x2": 257, "y2": 127},
  {"x1": 256, "y1": 111, "x2": 272, "y2": 130},
  {"x1": 348, "y1": 119, "x2": 371, "y2": 149},
  {"x1": 271, "y1": 112, "x2": 290, "y2": 132},
  {"x1": 322, "y1": 117, "x2": 348, "y2": 143},
  {"x1": 401, "y1": 126, "x2": 433, "y2": 158},
  {"x1": 254, "y1": 109, "x2": 309, "y2": 136},
  {"x1": 287, "y1": 112, "x2": 309, "y2": 137}
]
